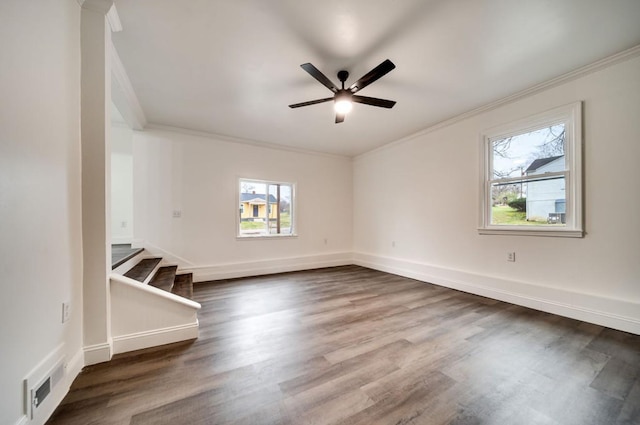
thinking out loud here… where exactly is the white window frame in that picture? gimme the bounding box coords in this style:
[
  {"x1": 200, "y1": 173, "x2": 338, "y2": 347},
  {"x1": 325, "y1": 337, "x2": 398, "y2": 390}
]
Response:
[
  {"x1": 478, "y1": 102, "x2": 583, "y2": 237},
  {"x1": 237, "y1": 178, "x2": 297, "y2": 239}
]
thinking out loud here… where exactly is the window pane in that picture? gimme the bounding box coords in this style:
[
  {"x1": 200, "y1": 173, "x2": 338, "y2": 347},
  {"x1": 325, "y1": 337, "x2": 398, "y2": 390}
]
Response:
[
  {"x1": 267, "y1": 184, "x2": 293, "y2": 235},
  {"x1": 492, "y1": 124, "x2": 565, "y2": 179},
  {"x1": 480, "y1": 102, "x2": 582, "y2": 236},
  {"x1": 239, "y1": 179, "x2": 294, "y2": 237},
  {"x1": 239, "y1": 181, "x2": 268, "y2": 235},
  {"x1": 491, "y1": 177, "x2": 566, "y2": 226}
]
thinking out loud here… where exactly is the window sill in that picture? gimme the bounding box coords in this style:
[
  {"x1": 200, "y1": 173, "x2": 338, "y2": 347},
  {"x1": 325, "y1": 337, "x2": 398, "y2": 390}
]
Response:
[
  {"x1": 478, "y1": 227, "x2": 583, "y2": 238},
  {"x1": 236, "y1": 234, "x2": 298, "y2": 241}
]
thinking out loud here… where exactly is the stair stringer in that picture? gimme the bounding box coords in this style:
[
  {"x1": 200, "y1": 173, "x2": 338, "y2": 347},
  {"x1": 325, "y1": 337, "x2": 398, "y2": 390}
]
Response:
[{"x1": 109, "y1": 273, "x2": 201, "y2": 354}]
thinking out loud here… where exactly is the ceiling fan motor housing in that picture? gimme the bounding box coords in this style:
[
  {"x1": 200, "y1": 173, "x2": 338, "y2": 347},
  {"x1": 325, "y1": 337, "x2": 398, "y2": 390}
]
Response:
[{"x1": 337, "y1": 70, "x2": 349, "y2": 85}]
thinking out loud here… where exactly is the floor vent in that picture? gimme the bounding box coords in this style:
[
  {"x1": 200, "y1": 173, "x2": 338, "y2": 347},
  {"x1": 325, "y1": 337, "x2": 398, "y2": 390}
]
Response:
[
  {"x1": 33, "y1": 378, "x2": 50, "y2": 409},
  {"x1": 24, "y1": 346, "x2": 66, "y2": 420}
]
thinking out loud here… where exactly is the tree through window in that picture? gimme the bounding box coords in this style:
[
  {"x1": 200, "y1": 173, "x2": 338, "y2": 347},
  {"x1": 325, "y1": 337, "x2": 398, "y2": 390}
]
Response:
[{"x1": 479, "y1": 103, "x2": 583, "y2": 237}]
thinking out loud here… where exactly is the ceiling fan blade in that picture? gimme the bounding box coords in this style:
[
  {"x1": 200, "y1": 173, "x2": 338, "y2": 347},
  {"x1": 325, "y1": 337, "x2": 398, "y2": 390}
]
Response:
[
  {"x1": 335, "y1": 113, "x2": 345, "y2": 123},
  {"x1": 352, "y1": 95, "x2": 396, "y2": 108},
  {"x1": 348, "y1": 59, "x2": 396, "y2": 93},
  {"x1": 289, "y1": 97, "x2": 333, "y2": 108},
  {"x1": 300, "y1": 63, "x2": 339, "y2": 93}
]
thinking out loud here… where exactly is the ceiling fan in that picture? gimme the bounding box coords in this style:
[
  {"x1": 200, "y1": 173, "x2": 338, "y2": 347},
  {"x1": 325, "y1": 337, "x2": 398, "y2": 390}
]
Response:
[{"x1": 289, "y1": 59, "x2": 396, "y2": 123}]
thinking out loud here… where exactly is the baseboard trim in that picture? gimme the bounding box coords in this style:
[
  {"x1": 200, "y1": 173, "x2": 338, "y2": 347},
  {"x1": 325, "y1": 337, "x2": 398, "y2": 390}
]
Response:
[
  {"x1": 184, "y1": 252, "x2": 353, "y2": 282},
  {"x1": 83, "y1": 342, "x2": 112, "y2": 366},
  {"x1": 353, "y1": 252, "x2": 640, "y2": 335},
  {"x1": 40, "y1": 348, "x2": 84, "y2": 425},
  {"x1": 14, "y1": 415, "x2": 28, "y2": 425},
  {"x1": 66, "y1": 348, "x2": 84, "y2": 386},
  {"x1": 19, "y1": 345, "x2": 85, "y2": 425},
  {"x1": 112, "y1": 322, "x2": 199, "y2": 354}
]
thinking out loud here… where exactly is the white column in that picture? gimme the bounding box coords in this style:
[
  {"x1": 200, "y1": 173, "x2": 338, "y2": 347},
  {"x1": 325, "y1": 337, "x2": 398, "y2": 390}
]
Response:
[{"x1": 80, "y1": 0, "x2": 114, "y2": 365}]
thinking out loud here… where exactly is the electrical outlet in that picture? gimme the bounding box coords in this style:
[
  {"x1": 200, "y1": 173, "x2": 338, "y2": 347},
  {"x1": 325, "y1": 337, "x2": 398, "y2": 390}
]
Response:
[
  {"x1": 392, "y1": 241, "x2": 396, "y2": 248},
  {"x1": 172, "y1": 210, "x2": 182, "y2": 218},
  {"x1": 62, "y1": 302, "x2": 70, "y2": 323},
  {"x1": 324, "y1": 238, "x2": 328, "y2": 245},
  {"x1": 507, "y1": 252, "x2": 516, "y2": 262}
]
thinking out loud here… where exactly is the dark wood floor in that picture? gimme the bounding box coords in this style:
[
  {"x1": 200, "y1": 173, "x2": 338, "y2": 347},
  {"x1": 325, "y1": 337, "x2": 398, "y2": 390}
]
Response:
[{"x1": 47, "y1": 266, "x2": 640, "y2": 425}]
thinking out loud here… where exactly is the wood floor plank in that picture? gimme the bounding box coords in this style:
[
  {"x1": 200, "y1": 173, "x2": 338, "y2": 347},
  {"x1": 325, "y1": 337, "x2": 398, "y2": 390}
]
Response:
[
  {"x1": 616, "y1": 376, "x2": 640, "y2": 424},
  {"x1": 47, "y1": 265, "x2": 640, "y2": 425},
  {"x1": 590, "y1": 356, "x2": 640, "y2": 400},
  {"x1": 341, "y1": 370, "x2": 457, "y2": 425},
  {"x1": 285, "y1": 388, "x2": 374, "y2": 425}
]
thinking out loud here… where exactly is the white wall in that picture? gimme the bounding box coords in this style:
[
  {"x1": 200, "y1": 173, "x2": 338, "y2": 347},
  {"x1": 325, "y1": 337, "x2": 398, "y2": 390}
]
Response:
[
  {"x1": 133, "y1": 129, "x2": 353, "y2": 280},
  {"x1": 353, "y1": 54, "x2": 640, "y2": 334},
  {"x1": 111, "y1": 122, "x2": 134, "y2": 244},
  {"x1": 0, "y1": 1, "x2": 84, "y2": 424}
]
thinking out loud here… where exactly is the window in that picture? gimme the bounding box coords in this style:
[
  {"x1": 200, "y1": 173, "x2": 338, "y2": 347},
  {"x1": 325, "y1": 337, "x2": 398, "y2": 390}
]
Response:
[
  {"x1": 479, "y1": 102, "x2": 583, "y2": 237},
  {"x1": 238, "y1": 178, "x2": 295, "y2": 237}
]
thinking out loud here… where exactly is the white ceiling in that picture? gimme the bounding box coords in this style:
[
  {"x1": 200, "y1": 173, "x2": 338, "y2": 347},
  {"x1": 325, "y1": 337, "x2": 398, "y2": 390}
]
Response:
[{"x1": 111, "y1": 0, "x2": 640, "y2": 157}]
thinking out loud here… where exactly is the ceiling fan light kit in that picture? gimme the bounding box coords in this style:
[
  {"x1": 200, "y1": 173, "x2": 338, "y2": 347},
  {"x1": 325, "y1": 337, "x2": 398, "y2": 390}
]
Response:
[
  {"x1": 289, "y1": 59, "x2": 396, "y2": 123},
  {"x1": 334, "y1": 90, "x2": 353, "y2": 114}
]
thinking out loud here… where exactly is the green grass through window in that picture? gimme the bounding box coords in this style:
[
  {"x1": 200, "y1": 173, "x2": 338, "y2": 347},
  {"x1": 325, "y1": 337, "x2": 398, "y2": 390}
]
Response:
[
  {"x1": 491, "y1": 205, "x2": 552, "y2": 226},
  {"x1": 240, "y1": 212, "x2": 291, "y2": 231}
]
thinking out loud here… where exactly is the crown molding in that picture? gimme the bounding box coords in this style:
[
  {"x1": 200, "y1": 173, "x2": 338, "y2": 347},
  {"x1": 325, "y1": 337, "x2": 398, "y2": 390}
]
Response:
[
  {"x1": 143, "y1": 124, "x2": 352, "y2": 161},
  {"x1": 356, "y1": 44, "x2": 640, "y2": 161},
  {"x1": 107, "y1": 4, "x2": 122, "y2": 32}
]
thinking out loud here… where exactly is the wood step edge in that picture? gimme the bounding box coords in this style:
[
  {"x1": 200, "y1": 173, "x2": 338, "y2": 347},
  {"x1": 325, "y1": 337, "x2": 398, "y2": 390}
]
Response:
[
  {"x1": 149, "y1": 265, "x2": 178, "y2": 292},
  {"x1": 123, "y1": 257, "x2": 162, "y2": 283},
  {"x1": 112, "y1": 247, "x2": 145, "y2": 270},
  {"x1": 172, "y1": 273, "x2": 194, "y2": 300}
]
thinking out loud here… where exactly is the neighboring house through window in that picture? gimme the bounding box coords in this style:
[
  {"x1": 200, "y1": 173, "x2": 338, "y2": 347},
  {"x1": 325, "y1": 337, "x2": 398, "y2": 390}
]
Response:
[
  {"x1": 238, "y1": 178, "x2": 295, "y2": 237},
  {"x1": 524, "y1": 155, "x2": 566, "y2": 223},
  {"x1": 479, "y1": 102, "x2": 583, "y2": 237}
]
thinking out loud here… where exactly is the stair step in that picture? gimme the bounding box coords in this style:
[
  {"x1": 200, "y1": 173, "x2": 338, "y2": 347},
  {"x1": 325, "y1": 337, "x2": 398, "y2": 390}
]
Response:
[
  {"x1": 149, "y1": 265, "x2": 178, "y2": 292},
  {"x1": 124, "y1": 258, "x2": 162, "y2": 282},
  {"x1": 112, "y1": 245, "x2": 145, "y2": 270},
  {"x1": 172, "y1": 273, "x2": 193, "y2": 299}
]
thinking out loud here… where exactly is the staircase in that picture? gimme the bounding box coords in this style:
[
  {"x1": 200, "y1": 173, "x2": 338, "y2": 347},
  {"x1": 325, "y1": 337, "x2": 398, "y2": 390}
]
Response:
[
  {"x1": 109, "y1": 250, "x2": 201, "y2": 355},
  {"x1": 123, "y1": 258, "x2": 193, "y2": 299}
]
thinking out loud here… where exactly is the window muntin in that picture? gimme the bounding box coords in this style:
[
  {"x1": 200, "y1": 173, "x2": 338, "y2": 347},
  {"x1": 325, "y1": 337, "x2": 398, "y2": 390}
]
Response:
[
  {"x1": 479, "y1": 102, "x2": 582, "y2": 237},
  {"x1": 238, "y1": 179, "x2": 295, "y2": 238}
]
